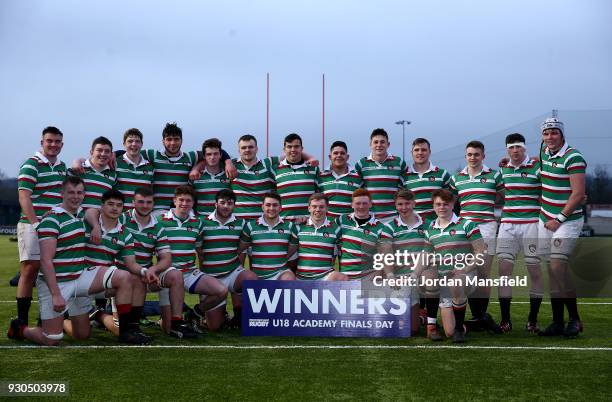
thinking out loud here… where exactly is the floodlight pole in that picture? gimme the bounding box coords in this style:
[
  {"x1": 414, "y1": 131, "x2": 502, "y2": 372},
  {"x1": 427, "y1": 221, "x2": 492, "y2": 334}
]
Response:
[{"x1": 395, "y1": 120, "x2": 411, "y2": 161}]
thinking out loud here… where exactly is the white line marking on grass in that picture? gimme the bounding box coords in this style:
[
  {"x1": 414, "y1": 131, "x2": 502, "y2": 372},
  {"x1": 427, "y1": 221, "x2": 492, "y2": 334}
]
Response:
[{"x1": 0, "y1": 345, "x2": 610, "y2": 351}]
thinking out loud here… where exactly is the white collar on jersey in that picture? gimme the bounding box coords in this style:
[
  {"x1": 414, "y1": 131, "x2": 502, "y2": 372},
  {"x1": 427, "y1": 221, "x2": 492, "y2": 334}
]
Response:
[
  {"x1": 34, "y1": 151, "x2": 63, "y2": 167},
  {"x1": 507, "y1": 155, "x2": 531, "y2": 169},
  {"x1": 395, "y1": 213, "x2": 423, "y2": 229},
  {"x1": 306, "y1": 216, "x2": 330, "y2": 229},
  {"x1": 460, "y1": 164, "x2": 492, "y2": 177},
  {"x1": 408, "y1": 161, "x2": 438, "y2": 175},
  {"x1": 432, "y1": 213, "x2": 460, "y2": 229},
  {"x1": 546, "y1": 142, "x2": 570, "y2": 159},
  {"x1": 52, "y1": 205, "x2": 82, "y2": 218},
  {"x1": 98, "y1": 215, "x2": 123, "y2": 234},
  {"x1": 256, "y1": 215, "x2": 284, "y2": 229},
  {"x1": 208, "y1": 210, "x2": 237, "y2": 225},
  {"x1": 166, "y1": 209, "x2": 195, "y2": 222},
  {"x1": 366, "y1": 153, "x2": 395, "y2": 164},
  {"x1": 128, "y1": 209, "x2": 158, "y2": 230},
  {"x1": 199, "y1": 166, "x2": 224, "y2": 177},
  {"x1": 327, "y1": 164, "x2": 354, "y2": 179},
  {"x1": 84, "y1": 158, "x2": 111, "y2": 173},
  {"x1": 160, "y1": 149, "x2": 185, "y2": 161},
  {"x1": 121, "y1": 152, "x2": 148, "y2": 168},
  {"x1": 279, "y1": 158, "x2": 308, "y2": 169}
]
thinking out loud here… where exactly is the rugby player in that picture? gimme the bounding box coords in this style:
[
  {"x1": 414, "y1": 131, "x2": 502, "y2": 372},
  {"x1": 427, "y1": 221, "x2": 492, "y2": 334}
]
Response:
[
  {"x1": 8, "y1": 176, "x2": 140, "y2": 345},
  {"x1": 449, "y1": 140, "x2": 503, "y2": 332},
  {"x1": 355, "y1": 128, "x2": 408, "y2": 222},
  {"x1": 159, "y1": 185, "x2": 228, "y2": 332},
  {"x1": 385, "y1": 189, "x2": 437, "y2": 340},
  {"x1": 12, "y1": 127, "x2": 66, "y2": 330},
  {"x1": 69, "y1": 136, "x2": 117, "y2": 210},
  {"x1": 270, "y1": 133, "x2": 319, "y2": 221},
  {"x1": 191, "y1": 138, "x2": 230, "y2": 216},
  {"x1": 198, "y1": 189, "x2": 258, "y2": 329},
  {"x1": 114, "y1": 128, "x2": 154, "y2": 210},
  {"x1": 238, "y1": 192, "x2": 298, "y2": 280},
  {"x1": 403, "y1": 138, "x2": 451, "y2": 222},
  {"x1": 337, "y1": 188, "x2": 393, "y2": 280},
  {"x1": 497, "y1": 133, "x2": 543, "y2": 333},
  {"x1": 316, "y1": 141, "x2": 363, "y2": 219},
  {"x1": 537, "y1": 118, "x2": 587, "y2": 338},
  {"x1": 422, "y1": 189, "x2": 486, "y2": 343},
  {"x1": 295, "y1": 193, "x2": 347, "y2": 281}
]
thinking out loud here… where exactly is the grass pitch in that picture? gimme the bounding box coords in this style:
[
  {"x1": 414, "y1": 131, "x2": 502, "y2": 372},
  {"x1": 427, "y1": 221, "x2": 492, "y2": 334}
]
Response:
[{"x1": 0, "y1": 236, "x2": 610, "y2": 401}]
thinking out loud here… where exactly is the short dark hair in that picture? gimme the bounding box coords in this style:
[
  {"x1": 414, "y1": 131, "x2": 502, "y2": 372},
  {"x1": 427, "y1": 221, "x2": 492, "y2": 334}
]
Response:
[
  {"x1": 215, "y1": 189, "x2": 236, "y2": 203},
  {"x1": 284, "y1": 133, "x2": 302, "y2": 147},
  {"x1": 412, "y1": 138, "x2": 431, "y2": 149},
  {"x1": 123, "y1": 128, "x2": 143, "y2": 143},
  {"x1": 370, "y1": 128, "x2": 388, "y2": 141},
  {"x1": 202, "y1": 138, "x2": 222, "y2": 154},
  {"x1": 42, "y1": 126, "x2": 63, "y2": 137},
  {"x1": 91, "y1": 136, "x2": 113, "y2": 151},
  {"x1": 163, "y1": 122, "x2": 182, "y2": 139},
  {"x1": 101, "y1": 189, "x2": 125, "y2": 204},
  {"x1": 62, "y1": 175, "x2": 84, "y2": 188},
  {"x1": 466, "y1": 140, "x2": 485, "y2": 152},
  {"x1": 308, "y1": 192, "x2": 329, "y2": 205},
  {"x1": 238, "y1": 134, "x2": 257, "y2": 144},
  {"x1": 432, "y1": 189, "x2": 455, "y2": 203},
  {"x1": 394, "y1": 189, "x2": 415, "y2": 202},
  {"x1": 505, "y1": 133, "x2": 526, "y2": 145},
  {"x1": 134, "y1": 186, "x2": 154, "y2": 198},
  {"x1": 330, "y1": 141, "x2": 347, "y2": 152},
  {"x1": 262, "y1": 192, "x2": 282, "y2": 204},
  {"x1": 174, "y1": 185, "x2": 196, "y2": 201}
]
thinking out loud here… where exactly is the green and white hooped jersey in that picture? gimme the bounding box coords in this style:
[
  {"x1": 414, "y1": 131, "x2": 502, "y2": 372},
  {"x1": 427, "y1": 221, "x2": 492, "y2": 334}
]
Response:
[
  {"x1": 500, "y1": 157, "x2": 541, "y2": 224},
  {"x1": 200, "y1": 212, "x2": 246, "y2": 277},
  {"x1": 85, "y1": 219, "x2": 135, "y2": 269},
  {"x1": 386, "y1": 215, "x2": 428, "y2": 276},
  {"x1": 355, "y1": 154, "x2": 407, "y2": 220},
  {"x1": 424, "y1": 215, "x2": 482, "y2": 274},
  {"x1": 36, "y1": 206, "x2": 87, "y2": 282},
  {"x1": 231, "y1": 157, "x2": 276, "y2": 220},
  {"x1": 296, "y1": 217, "x2": 341, "y2": 280},
  {"x1": 337, "y1": 213, "x2": 393, "y2": 279},
  {"x1": 449, "y1": 165, "x2": 503, "y2": 223},
  {"x1": 143, "y1": 149, "x2": 199, "y2": 211},
  {"x1": 240, "y1": 216, "x2": 298, "y2": 279},
  {"x1": 119, "y1": 210, "x2": 170, "y2": 268},
  {"x1": 270, "y1": 157, "x2": 319, "y2": 219},
  {"x1": 70, "y1": 159, "x2": 117, "y2": 210},
  {"x1": 18, "y1": 152, "x2": 66, "y2": 223},
  {"x1": 115, "y1": 154, "x2": 154, "y2": 209},
  {"x1": 316, "y1": 167, "x2": 363, "y2": 218},
  {"x1": 191, "y1": 168, "x2": 230, "y2": 216},
  {"x1": 539, "y1": 143, "x2": 587, "y2": 222},
  {"x1": 403, "y1": 163, "x2": 450, "y2": 221},
  {"x1": 158, "y1": 209, "x2": 204, "y2": 274}
]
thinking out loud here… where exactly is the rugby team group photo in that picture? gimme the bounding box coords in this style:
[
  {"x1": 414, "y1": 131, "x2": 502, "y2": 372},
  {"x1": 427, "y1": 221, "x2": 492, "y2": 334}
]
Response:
[{"x1": 6, "y1": 117, "x2": 587, "y2": 345}]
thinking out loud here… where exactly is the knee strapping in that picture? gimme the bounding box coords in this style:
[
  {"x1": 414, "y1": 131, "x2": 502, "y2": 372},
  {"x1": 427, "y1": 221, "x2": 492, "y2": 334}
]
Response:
[
  {"x1": 103, "y1": 266, "x2": 118, "y2": 290},
  {"x1": 43, "y1": 332, "x2": 64, "y2": 341}
]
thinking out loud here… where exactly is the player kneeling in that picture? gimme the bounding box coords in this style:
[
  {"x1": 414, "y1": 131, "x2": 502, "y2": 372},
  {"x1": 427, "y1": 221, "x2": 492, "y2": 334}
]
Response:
[
  {"x1": 8, "y1": 177, "x2": 142, "y2": 345},
  {"x1": 295, "y1": 193, "x2": 347, "y2": 281}
]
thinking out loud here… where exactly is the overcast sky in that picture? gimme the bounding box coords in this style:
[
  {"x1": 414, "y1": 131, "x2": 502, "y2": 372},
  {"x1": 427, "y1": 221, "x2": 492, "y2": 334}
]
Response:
[{"x1": 1, "y1": 0, "x2": 610, "y2": 176}]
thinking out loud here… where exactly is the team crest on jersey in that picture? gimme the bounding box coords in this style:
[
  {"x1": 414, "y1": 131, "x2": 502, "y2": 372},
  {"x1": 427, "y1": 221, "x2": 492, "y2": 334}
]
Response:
[
  {"x1": 528, "y1": 244, "x2": 536, "y2": 253},
  {"x1": 552, "y1": 162, "x2": 558, "y2": 168},
  {"x1": 147, "y1": 233, "x2": 155, "y2": 239},
  {"x1": 429, "y1": 176, "x2": 436, "y2": 181},
  {"x1": 553, "y1": 238, "x2": 562, "y2": 247},
  {"x1": 304, "y1": 169, "x2": 310, "y2": 175},
  {"x1": 418, "y1": 229, "x2": 425, "y2": 236},
  {"x1": 521, "y1": 172, "x2": 528, "y2": 178},
  {"x1": 221, "y1": 178, "x2": 229, "y2": 183},
  {"x1": 254, "y1": 170, "x2": 259, "y2": 176},
  {"x1": 58, "y1": 170, "x2": 66, "y2": 176},
  {"x1": 480, "y1": 178, "x2": 487, "y2": 183},
  {"x1": 228, "y1": 224, "x2": 235, "y2": 230},
  {"x1": 187, "y1": 226, "x2": 193, "y2": 232},
  {"x1": 143, "y1": 170, "x2": 149, "y2": 175},
  {"x1": 449, "y1": 229, "x2": 456, "y2": 236},
  {"x1": 387, "y1": 166, "x2": 395, "y2": 170},
  {"x1": 104, "y1": 173, "x2": 109, "y2": 179},
  {"x1": 323, "y1": 231, "x2": 330, "y2": 238},
  {"x1": 278, "y1": 228, "x2": 285, "y2": 234},
  {"x1": 363, "y1": 229, "x2": 371, "y2": 236},
  {"x1": 111, "y1": 237, "x2": 118, "y2": 245}
]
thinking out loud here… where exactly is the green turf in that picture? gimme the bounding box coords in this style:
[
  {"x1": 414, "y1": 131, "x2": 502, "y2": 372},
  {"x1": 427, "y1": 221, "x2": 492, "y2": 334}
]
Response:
[{"x1": 0, "y1": 235, "x2": 611, "y2": 401}]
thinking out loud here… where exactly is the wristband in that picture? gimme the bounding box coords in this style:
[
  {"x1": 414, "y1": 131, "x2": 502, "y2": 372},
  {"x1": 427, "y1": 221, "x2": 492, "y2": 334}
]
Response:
[
  {"x1": 555, "y1": 213, "x2": 567, "y2": 223},
  {"x1": 140, "y1": 267, "x2": 148, "y2": 277}
]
